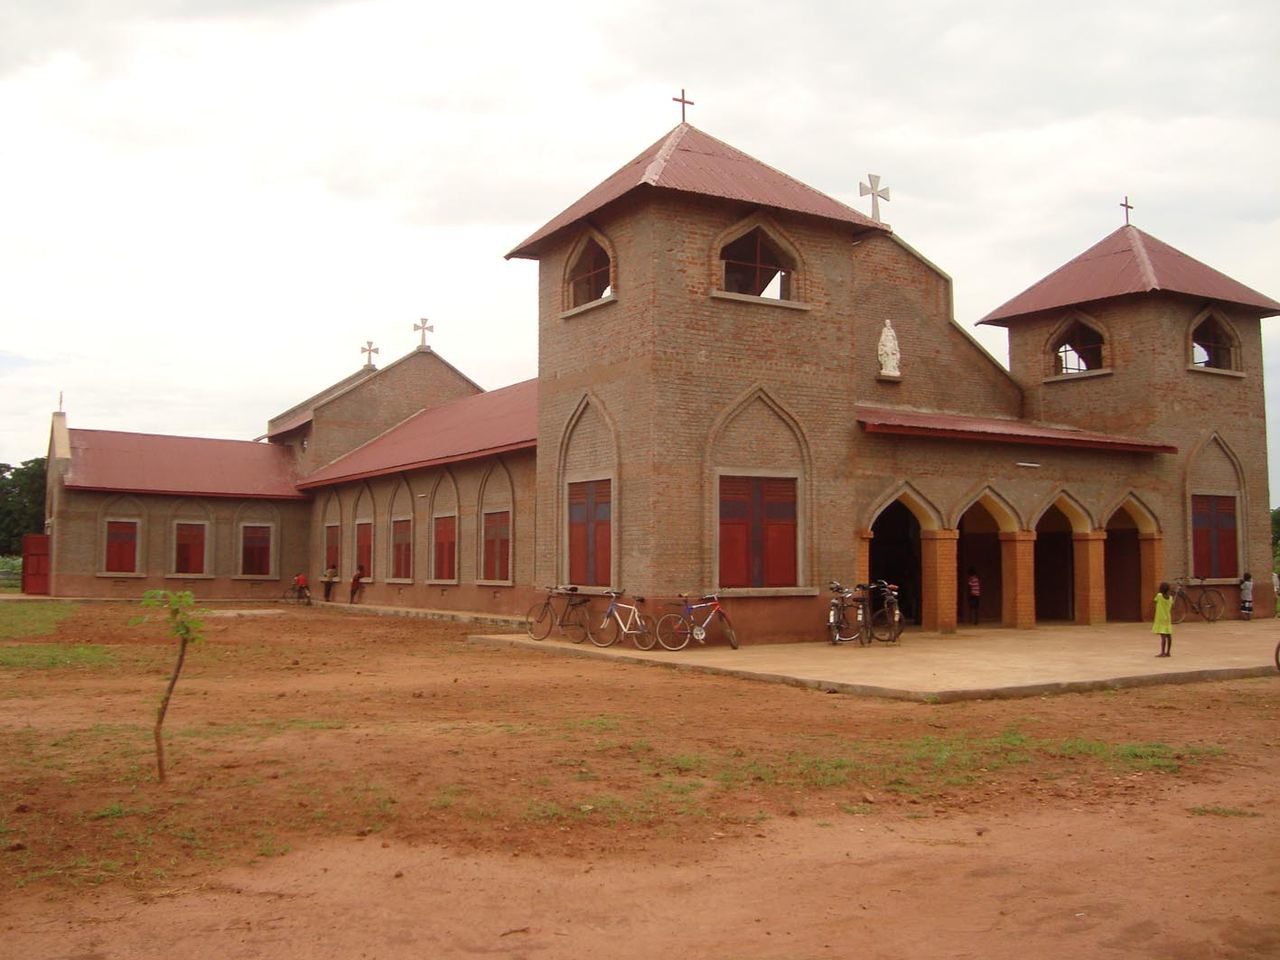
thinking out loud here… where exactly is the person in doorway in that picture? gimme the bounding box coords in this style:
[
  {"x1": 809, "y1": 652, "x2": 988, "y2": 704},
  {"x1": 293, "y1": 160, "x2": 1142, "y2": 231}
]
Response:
[
  {"x1": 1239, "y1": 572, "x2": 1253, "y2": 620},
  {"x1": 322, "y1": 565, "x2": 338, "y2": 602},
  {"x1": 965, "y1": 567, "x2": 981, "y2": 626},
  {"x1": 349, "y1": 565, "x2": 365, "y2": 604},
  {"x1": 1152, "y1": 581, "x2": 1174, "y2": 657}
]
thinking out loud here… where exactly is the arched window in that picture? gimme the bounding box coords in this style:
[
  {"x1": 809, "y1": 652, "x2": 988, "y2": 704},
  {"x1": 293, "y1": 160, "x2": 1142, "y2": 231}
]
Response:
[
  {"x1": 720, "y1": 228, "x2": 793, "y2": 300},
  {"x1": 1190, "y1": 315, "x2": 1239, "y2": 371},
  {"x1": 567, "y1": 237, "x2": 612, "y2": 308},
  {"x1": 1051, "y1": 319, "x2": 1106, "y2": 375}
]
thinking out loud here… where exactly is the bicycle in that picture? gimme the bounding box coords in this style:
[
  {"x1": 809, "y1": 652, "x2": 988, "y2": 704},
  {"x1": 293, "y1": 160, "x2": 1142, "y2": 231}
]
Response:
[
  {"x1": 525, "y1": 586, "x2": 593, "y2": 643},
  {"x1": 827, "y1": 579, "x2": 901, "y2": 644},
  {"x1": 1171, "y1": 576, "x2": 1224, "y2": 624},
  {"x1": 594, "y1": 590, "x2": 653, "y2": 649},
  {"x1": 655, "y1": 594, "x2": 738, "y2": 650},
  {"x1": 282, "y1": 583, "x2": 312, "y2": 605}
]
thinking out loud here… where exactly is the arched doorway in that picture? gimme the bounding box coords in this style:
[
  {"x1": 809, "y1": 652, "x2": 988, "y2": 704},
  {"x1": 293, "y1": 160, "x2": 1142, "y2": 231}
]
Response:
[
  {"x1": 870, "y1": 501, "x2": 921, "y2": 624},
  {"x1": 1105, "y1": 506, "x2": 1143, "y2": 621},
  {"x1": 957, "y1": 502, "x2": 1002, "y2": 626},
  {"x1": 1034, "y1": 505, "x2": 1075, "y2": 621}
]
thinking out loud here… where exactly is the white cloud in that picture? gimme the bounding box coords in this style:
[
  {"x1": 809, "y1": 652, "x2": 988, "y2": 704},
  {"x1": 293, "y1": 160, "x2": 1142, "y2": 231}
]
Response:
[{"x1": 2, "y1": 0, "x2": 1278, "y2": 500}]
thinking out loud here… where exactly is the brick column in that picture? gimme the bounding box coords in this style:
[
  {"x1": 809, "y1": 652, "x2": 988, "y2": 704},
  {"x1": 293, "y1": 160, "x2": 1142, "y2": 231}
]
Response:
[
  {"x1": 856, "y1": 529, "x2": 873, "y2": 587},
  {"x1": 921, "y1": 528, "x2": 958, "y2": 634},
  {"x1": 1073, "y1": 530, "x2": 1108, "y2": 625},
  {"x1": 1139, "y1": 532, "x2": 1164, "y2": 621},
  {"x1": 999, "y1": 530, "x2": 1036, "y2": 628}
]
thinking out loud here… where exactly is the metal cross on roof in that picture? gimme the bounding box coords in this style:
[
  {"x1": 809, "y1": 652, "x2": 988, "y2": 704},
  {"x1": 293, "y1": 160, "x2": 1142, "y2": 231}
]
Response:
[
  {"x1": 672, "y1": 88, "x2": 694, "y2": 123},
  {"x1": 1120, "y1": 195, "x2": 1134, "y2": 225},
  {"x1": 361, "y1": 340, "x2": 379, "y2": 368},
  {"x1": 859, "y1": 174, "x2": 890, "y2": 224},
  {"x1": 414, "y1": 318, "x2": 434, "y2": 350}
]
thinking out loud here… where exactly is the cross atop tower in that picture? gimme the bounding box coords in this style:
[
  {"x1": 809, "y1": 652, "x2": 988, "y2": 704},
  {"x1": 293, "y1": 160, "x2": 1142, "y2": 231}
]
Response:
[
  {"x1": 1120, "y1": 195, "x2": 1134, "y2": 225},
  {"x1": 414, "y1": 318, "x2": 434, "y2": 351},
  {"x1": 361, "y1": 340, "x2": 379, "y2": 369},
  {"x1": 672, "y1": 88, "x2": 694, "y2": 123},
  {"x1": 860, "y1": 173, "x2": 891, "y2": 224}
]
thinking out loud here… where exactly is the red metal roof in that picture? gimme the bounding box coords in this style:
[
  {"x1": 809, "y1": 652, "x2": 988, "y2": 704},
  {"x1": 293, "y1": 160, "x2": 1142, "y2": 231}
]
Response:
[
  {"x1": 981, "y1": 225, "x2": 1280, "y2": 325},
  {"x1": 507, "y1": 124, "x2": 887, "y2": 259},
  {"x1": 855, "y1": 406, "x2": 1177, "y2": 454},
  {"x1": 66, "y1": 429, "x2": 305, "y2": 499},
  {"x1": 299, "y1": 378, "x2": 538, "y2": 488}
]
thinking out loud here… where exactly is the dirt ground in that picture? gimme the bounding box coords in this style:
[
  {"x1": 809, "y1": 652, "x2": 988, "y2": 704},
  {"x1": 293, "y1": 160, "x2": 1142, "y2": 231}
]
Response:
[{"x1": 2, "y1": 604, "x2": 1278, "y2": 959}]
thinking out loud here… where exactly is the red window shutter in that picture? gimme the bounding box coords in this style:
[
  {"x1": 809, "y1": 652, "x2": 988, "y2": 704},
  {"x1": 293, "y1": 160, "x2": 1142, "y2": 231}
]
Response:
[
  {"x1": 1213, "y1": 496, "x2": 1238, "y2": 579},
  {"x1": 434, "y1": 516, "x2": 456, "y2": 580},
  {"x1": 484, "y1": 511, "x2": 510, "y2": 581},
  {"x1": 1192, "y1": 495, "x2": 1238, "y2": 578},
  {"x1": 241, "y1": 525, "x2": 271, "y2": 576},
  {"x1": 719, "y1": 476, "x2": 797, "y2": 588},
  {"x1": 593, "y1": 487, "x2": 611, "y2": 586},
  {"x1": 567, "y1": 480, "x2": 610, "y2": 586},
  {"x1": 325, "y1": 525, "x2": 341, "y2": 571},
  {"x1": 175, "y1": 522, "x2": 205, "y2": 575},
  {"x1": 356, "y1": 522, "x2": 373, "y2": 578},
  {"x1": 391, "y1": 519, "x2": 412, "y2": 579},
  {"x1": 763, "y1": 479, "x2": 797, "y2": 587},
  {"x1": 719, "y1": 476, "x2": 751, "y2": 587},
  {"x1": 106, "y1": 521, "x2": 137, "y2": 573}
]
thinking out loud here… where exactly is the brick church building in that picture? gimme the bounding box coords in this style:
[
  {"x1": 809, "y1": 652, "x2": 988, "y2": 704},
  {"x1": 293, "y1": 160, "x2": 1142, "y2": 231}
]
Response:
[{"x1": 38, "y1": 124, "x2": 1280, "y2": 639}]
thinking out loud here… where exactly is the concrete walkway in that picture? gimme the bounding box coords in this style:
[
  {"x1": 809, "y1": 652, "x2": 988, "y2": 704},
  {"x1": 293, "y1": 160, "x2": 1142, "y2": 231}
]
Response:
[
  {"x1": 5, "y1": 594, "x2": 1278, "y2": 701},
  {"x1": 470, "y1": 617, "x2": 1280, "y2": 702}
]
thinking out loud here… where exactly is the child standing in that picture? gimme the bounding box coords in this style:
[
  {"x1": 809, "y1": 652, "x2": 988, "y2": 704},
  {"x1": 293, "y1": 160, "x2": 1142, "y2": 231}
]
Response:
[
  {"x1": 1152, "y1": 582, "x2": 1174, "y2": 657},
  {"x1": 1239, "y1": 572, "x2": 1254, "y2": 620},
  {"x1": 966, "y1": 567, "x2": 981, "y2": 626}
]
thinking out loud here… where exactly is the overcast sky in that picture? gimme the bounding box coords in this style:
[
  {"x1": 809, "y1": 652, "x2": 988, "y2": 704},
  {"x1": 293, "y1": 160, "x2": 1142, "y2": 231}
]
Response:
[{"x1": 2, "y1": 0, "x2": 1278, "y2": 498}]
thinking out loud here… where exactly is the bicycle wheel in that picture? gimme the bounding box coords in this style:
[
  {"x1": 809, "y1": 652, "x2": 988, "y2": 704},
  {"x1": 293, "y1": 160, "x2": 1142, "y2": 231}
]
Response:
[
  {"x1": 1274, "y1": 640, "x2": 1280, "y2": 673},
  {"x1": 632, "y1": 614, "x2": 654, "y2": 650},
  {"x1": 591, "y1": 611, "x2": 622, "y2": 647},
  {"x1": 1171, "y1": 592, "x2": 1188, "y2": 625},
  {"x1": 1199, "y1": 589, "x2": 1225, "y2": 622},
  {"x1": 562, "y1": 603, "x2": 590, "y2": 644},
  {"x1": 656, "y1": 613, "x2": 692, "y2": 651},
  {"x1": 719, "y1": 613, "x2": 739, "y2": 649},
  {"x1": 870, "y1": 607, "x2": 896, "y2": 642},
  {"x1": 525, "y1": 601, "x2": 553, "y2": 640}
]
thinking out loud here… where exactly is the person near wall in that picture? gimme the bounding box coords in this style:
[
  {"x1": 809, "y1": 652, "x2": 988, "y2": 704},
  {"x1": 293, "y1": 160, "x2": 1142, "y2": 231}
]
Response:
[
  {"x1": 322, "y1": 565, "x2": 338, "y2": 602},
  {"x1": 965, "y1": 568, "x2": 981, "y2": 626},
  {"x1": 1152, "y1": 582, "x2": 1174, "y2": 657},
  {"x1": 350, "y1": 565, "x2": 365, "y2": 604},
  {"x1": 1239, "y1": 572, "x2": 1253, "y2": 620},
  {"x1": 292, "y1": 571, "x2": 311, "y2": 605}
]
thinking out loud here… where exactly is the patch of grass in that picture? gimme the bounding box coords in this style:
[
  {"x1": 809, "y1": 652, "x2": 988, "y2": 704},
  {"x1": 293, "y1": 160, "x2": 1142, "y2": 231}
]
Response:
[
  {"x1": 88, "y1": 802, "x2": 127, "y2": 821},
  {"x1": 525, "y1": 799, "x2": 568, "y2": 821},
  {"x1": 1189, "y1": 805, "x2": 1260, "y2": 818},
  {"x1": 0, "y1": 601, "x2": 78, "y2": 641},
  {"x1": 255, "y1": 835, "x2": 290, "y2": 858},
  {"x1": 565, "y1": 715, "x2": 623, "y2": 733},
  {"x1": 0, "y1": 643, "x2": 115, "y2": 669}
]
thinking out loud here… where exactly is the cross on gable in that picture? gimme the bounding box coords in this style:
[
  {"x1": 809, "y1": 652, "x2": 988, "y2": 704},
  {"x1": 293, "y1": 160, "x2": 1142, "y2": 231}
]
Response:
[
  {"x1": 362, "y1": 340, "x2": 379, "y2": 368},
  {"x1": 414, "y1": 318, "x2": 434, "y2": 350},
  {"x1": 1120, "y1": 195, "x2": 1134, "y2": 225},
  {"x1": 672, "y1": 88, "x2": 694, "y2": 123},
  {"x1": 859, "y1": 174, "x2": 890, "y2": 224}
]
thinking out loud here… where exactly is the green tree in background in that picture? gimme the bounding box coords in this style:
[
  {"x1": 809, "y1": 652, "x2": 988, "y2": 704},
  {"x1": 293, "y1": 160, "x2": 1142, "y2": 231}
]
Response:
[
  {"x1": 0, "y1": 458, "x2": 47, "y2": 555},
  {"x1": 1273, "y1": 506, "x2": 1280, "y2": 569}
]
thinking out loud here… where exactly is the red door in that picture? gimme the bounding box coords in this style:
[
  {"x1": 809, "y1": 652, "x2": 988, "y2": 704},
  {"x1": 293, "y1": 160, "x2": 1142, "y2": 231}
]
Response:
[{"x1": 22, "y1": 534, "x2": 50, "y2": 595}]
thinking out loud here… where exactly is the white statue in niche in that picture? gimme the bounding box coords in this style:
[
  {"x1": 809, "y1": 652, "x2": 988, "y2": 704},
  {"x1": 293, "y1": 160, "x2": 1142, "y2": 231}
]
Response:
[{"x1": 877, "y1": 318, "x2": 901, "y2": 377}]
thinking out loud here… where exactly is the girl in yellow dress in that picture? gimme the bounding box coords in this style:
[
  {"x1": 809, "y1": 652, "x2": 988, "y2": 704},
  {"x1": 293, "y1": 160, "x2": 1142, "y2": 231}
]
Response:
[{"x1": 1152, "y1": 582, "x2": 1174, "y2": 657}]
